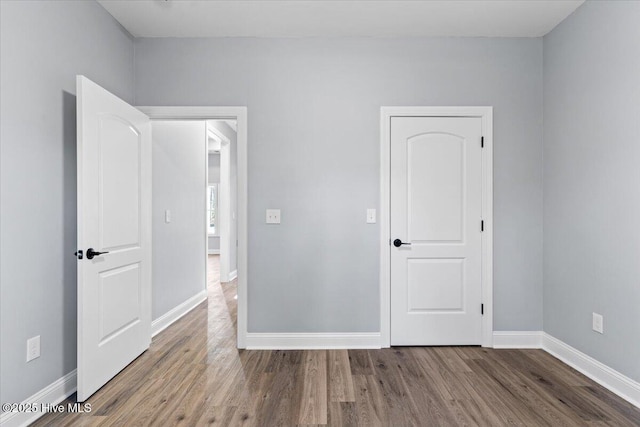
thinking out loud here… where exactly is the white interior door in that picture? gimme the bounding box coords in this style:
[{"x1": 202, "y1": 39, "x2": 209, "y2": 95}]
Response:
[
  {"x1": 390, "y1": 117, "x2": 483, "y2": 345},
  {"x1": 77, "y1": 76, "x2": 152, "y2": 401}
]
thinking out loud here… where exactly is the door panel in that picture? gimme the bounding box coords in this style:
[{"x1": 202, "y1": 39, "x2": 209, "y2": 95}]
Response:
[
  {"x1": 99, "y1": 115, "x2": 141, "y2": 250},
  {"x1": 408, "y1": 133, "x2": 464, "y2": 242},
  {"x1": 391, "y1": 117, "x2": 482, "y2": 346},
  {"x1": 98, "y1": 263, "x2": 141, "y2": 344},
  {"x1": 407, "y1": 258, "x2": 464, "y2": 311},
  {"x1": 77, "y1": 76, "x2": 151, "y2": 401}
]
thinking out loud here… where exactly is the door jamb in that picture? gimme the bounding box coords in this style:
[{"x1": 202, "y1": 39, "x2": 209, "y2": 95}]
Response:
[
  {"x1": 207, "y1": 123, "x2": 232, "y2": 283},
  {"x1": 137, "y1": 106, "x2": 248, "y2": 349},
  {"x1": 380, "y1": 106, "x2": 493, "y2": 348}
]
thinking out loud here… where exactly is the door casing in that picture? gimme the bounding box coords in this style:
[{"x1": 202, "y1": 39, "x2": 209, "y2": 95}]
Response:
[{"x1": 380, "y1": 106, "x2": 493, "y2": 348}]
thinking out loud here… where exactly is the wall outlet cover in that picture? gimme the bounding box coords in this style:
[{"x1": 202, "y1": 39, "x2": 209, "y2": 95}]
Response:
[
  {"x1": 26, "y1": 335, "x2": 40, "y2": 362},
  {"x1": 266, "y1": 209, "x2": 281, "y2": 224},
  {"x1": 592, "y1": 312, "x2": 604, "y2": 334}
]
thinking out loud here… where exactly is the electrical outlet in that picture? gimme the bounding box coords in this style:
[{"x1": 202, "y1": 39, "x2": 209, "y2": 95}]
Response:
[
  {"x1": 592, "y1": 312, "x2": 604, "y2": 334},
  {"x1": 266, "y1": 209, "x2": 281, "y2": 224},
  {"x1": 26, "y1": 335, "x2": 40, "y2": 362}
]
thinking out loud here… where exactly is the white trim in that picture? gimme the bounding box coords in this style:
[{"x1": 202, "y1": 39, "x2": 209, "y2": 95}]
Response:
[
  {"x1": 218, "y1": 131, "x2": 231, "y2": 283},
  {"x1": 151, "y1": 290, "x2": 207, "y2": 337},
  {"x1": 227, "y1": 269, "x2": 238, "y2": 282},
  {"x1": 205, "y1": 134, "x2": 210, "y2": 292},
  {"x1": 137, "y1": 106, "x2": 248, "y2": 349},
  {"x1": 489, "y1": 331, "x2": 640, "y2": 408},
  {"x1": 245, "y1": 332, "x2": 382, "y2": 350},
  {"x1": 0, "y1": 370, "x2": 76, "y2": 427},
  {"x1": 543, "y1": 333, "x2": 640, "y2": 408},
  {"x1": 207, "y1": 249, "x2": 220, "y2": 255},
  {"x1": 380, "y1": 106, "x2": 494, "y2": 348},
  {"x1": 207, "y1": 183, "x2": 220, "y2": 238},
  {"x1": 207, "y1": 125, "x2": 231, "y2": 145},
  {"x1": 493, "y1": 331, "x2": 543, "y2": 349},
  {"x1": 137, "y1": 106, "x2": 247, "y2": 121}
]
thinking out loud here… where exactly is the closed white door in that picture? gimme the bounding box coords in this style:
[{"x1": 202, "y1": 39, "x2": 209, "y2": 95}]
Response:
[
  {"x1": 76, "y1": 76, "x2": 152, "y2": 401},
  {"x1": 390, "y1": 117, "x2": 483, "y2": 345}
]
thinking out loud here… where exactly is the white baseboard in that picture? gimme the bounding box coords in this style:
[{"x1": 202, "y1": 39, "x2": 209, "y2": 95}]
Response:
[
  {"x1": 207, "y1": 249, "x2": 220, "y2": 255},
  {"x1": 542, "y1": 333, "x2": 640, "y2": 408},
  {"x1": 493, "y1": 331, "x2": 543, "y2": 349},
  {"x1": 491, "y1": 331, "x2": 639, "y2": 408},
  {"x1": 245, "y1": 332, "x2": 382, "y2": 350},
  {"x1": 0, "y1": 370, "x2": 76, "y2": 427},
  {"x1": 228, "y1": 269, "x2": 237, "y2": 281},
  {"x1": 151, "y1": 290, "x2": 207, "y2": 337}
]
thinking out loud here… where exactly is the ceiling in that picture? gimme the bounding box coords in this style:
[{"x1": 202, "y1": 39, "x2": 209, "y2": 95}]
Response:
[{"x1": 97, "y1": 0, "x2": 584, "y2": 38}]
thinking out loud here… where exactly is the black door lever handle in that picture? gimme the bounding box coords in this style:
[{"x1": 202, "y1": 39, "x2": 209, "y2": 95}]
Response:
[
  {"x1": 86, "y1": 248, "x2": 109, "y2": 260},
  {"x1": 393, "y1": 239, "x2": 411, "y2": 247}
]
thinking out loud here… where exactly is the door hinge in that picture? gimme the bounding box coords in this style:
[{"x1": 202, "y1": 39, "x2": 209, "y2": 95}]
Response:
[
  {"x1": 481, "y1": 136, "x2": 484, "y2": 148},
  {"x1": 481, "y1": 220, "x2": 484, "y2": 232},
  {"x1": 481, "y1": 303, "x2": 484, "y2": 315}
]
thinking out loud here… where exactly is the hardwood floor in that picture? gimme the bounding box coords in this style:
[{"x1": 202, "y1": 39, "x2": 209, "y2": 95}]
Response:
[{"x1": 33, "y1": 255, "x2": 640, "y2": 426}]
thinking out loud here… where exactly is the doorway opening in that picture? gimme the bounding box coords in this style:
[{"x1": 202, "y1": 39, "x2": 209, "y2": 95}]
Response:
[{"x1": 139, "y1": 107, "x2": 248, "y2": 348}]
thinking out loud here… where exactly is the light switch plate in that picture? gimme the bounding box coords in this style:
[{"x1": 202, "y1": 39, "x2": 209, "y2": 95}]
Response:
[
  {"x1": 266, "y1": 209, "x2": 281, "y2": 224},
  {"x1": 367, "y1": 208, "x2": 376, "y2": 224},
  {"x1": 165, "y1": 210, "x2": 171, "y2": 223}
]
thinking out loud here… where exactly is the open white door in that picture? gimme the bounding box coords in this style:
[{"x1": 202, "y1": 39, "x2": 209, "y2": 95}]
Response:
[{"x1": 76, "y1": 76, "x2": 151, "y2": 401}]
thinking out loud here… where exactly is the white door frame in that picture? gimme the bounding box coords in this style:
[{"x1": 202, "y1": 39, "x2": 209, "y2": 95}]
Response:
[
  {"x1": 380, "y1": 106, "x2": 493, "y2": 348},
  {"x1": 207, "y1": 124, "x2": 233, "y2": 283},
  {"x1": 137, "y1": 106, "x2": 248, "y2": 349}
]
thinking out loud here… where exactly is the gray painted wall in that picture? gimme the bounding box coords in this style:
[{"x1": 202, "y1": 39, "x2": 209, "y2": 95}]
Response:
[
  {"x1": 0, "y1": 0, "x2": 134, "y2": 406},
  {"x1": 543, "y1": 1, "x2": 640, "y2": 382},
  {"x1": 152, "y1": 121, "x2": 207, "y2": 319},
  {"x1": 135, "y1": 37, "x2": 544, "y2": 332}
]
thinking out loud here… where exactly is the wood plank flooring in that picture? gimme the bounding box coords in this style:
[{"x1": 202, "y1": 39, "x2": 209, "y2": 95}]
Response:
[{"x1": 33, "y1": 256, "x2": 640, "y2": 426}]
